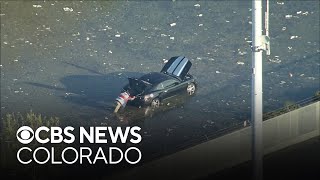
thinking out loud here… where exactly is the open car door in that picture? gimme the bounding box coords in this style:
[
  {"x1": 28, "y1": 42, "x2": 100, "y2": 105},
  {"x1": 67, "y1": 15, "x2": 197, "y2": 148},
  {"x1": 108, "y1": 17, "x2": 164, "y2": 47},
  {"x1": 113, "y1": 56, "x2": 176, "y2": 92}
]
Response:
[{"x1": 128, "y1": 77, "x2": 151, "y2": 96}]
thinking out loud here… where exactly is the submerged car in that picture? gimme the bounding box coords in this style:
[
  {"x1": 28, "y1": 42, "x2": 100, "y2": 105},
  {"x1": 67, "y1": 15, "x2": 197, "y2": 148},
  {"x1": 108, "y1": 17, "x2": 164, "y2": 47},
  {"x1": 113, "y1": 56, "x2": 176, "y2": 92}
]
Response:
[{"x1": 115, "y1": 56, "x2": 197, "y2": 111}]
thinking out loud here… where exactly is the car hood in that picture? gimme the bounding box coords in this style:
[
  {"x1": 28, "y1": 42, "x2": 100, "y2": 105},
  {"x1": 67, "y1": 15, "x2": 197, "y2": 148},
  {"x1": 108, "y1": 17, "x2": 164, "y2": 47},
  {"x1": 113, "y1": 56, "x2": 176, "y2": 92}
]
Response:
[{"x1": 161, "y1": 56, "x2": 192, "y2": 80}]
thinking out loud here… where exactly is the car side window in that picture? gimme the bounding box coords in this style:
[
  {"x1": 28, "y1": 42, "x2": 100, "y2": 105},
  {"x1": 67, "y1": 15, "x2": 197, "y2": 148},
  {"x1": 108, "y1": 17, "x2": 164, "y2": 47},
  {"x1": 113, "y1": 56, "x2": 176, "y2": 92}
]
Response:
[
  {"x1": 155, "y1": 80, "x2": 179, "y2": 90},
  {"x1": 163, "y1": 80, "x2": 179, "y2": 88},
  {"x1": 157, "y1": 83, "x2": 165, "y2": 90}
]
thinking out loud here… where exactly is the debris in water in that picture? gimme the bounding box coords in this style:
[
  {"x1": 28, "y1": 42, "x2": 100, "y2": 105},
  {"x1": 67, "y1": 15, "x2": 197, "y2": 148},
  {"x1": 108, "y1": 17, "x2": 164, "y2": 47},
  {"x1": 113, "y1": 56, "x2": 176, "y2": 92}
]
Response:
[
  {"x1": 280, "y1": 81, "x2": 286, "y2": 85},
  {"x1": 289, "y1": 73, "x2": 293, "y2": 77},
  {"x1": 206, "y1": 120, "x2": 215, "y2": 125},
  {"x1": 115, "y1": 34, "x2": 121, "y2": 37},
  {"x1": 199, "y1": 24, "x2": 203, "y2": 26},
  {"x1": 63, "y1": 7, "x2": 74, "y2": 12},
  {"x1": 105, "y1": 26, "x2": 112, "y2": 30},
  {"x1": 307, "y1": 77, "x2": 316, "y2": 80},
  {"x1": 108, "y1": 50, "x2": 112, "y2": 54},
  {"x1": 238, "y1": 49, "x2": 247, "y2": 55},
  {"x1": 215, "y1": 71, "x2": 221, "y2": 74},
  {"x1": 33, "y1": 5, "x2": 42, "y2": 8},
  {"x1": 285, "y1": 15, "x2": 293, "y2": 19},
  {"x1": 268, "y1": 57, "x2": 281, "y2": 63},
  {"x1": 170, "y1": 23, "x2": 176, "y2": 27},
  {"x1": 282, "y1": 27, "x2": 286, "y2": 31},
  {"x1": 290, "y1": 36, "x2": 299, "y2": 39},
  {"x1": 72, "y1": 32, "x2": 80, "y2": 36},
  {"x1": 237, "y1": 61, "x2": 245, "y2": 65},
  {"x1": 166, "y1": 128, "x2": 174, "y2": 136},
  {"x1": 198, "y1": 14, "x2": 203, "y2": 17},
  {"x1": 170, "y1": 37, "x2": 175, "y2": 40},
  {"x1": 277, "y1": 2, "x2": 284, "y2": 5},
  {"x1": 194, "y1": 4, "x2": 200, "y2": 7}
]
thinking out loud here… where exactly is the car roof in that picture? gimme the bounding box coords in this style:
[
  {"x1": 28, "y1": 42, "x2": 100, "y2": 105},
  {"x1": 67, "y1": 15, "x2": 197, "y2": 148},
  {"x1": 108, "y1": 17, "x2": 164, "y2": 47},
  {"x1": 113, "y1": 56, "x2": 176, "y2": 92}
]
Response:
[{"x1": 139, "y1": 72, "x2": 176, "y2": 85}]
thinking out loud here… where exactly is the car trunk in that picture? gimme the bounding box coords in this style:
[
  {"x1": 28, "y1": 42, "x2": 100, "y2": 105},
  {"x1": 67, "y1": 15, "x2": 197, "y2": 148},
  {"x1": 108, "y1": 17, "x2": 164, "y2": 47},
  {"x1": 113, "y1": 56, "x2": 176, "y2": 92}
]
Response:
[{"x1": 161, "y1": 56, "x2": 192, "y2": 80}]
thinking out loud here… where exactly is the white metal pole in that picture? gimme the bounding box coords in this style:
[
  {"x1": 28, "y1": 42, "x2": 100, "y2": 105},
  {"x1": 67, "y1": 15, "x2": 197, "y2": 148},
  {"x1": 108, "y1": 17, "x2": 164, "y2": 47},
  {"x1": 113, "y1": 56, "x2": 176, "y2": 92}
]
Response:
[
  {"x1": 252, "y1": 0, "x2": 263, "y2": 180},
  {"x1": 265, "y1": 0, "x2": 270, "y2": 55},
  {"x1": 265, "y1": 0, "x2": 269, "y2": 37}
]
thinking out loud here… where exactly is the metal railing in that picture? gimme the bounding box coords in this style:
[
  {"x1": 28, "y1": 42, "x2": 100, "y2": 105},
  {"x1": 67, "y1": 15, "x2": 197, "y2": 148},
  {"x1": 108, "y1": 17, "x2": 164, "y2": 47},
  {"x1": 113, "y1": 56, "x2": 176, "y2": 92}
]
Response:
[
  {"x1": 263, "y1": 95, "x2": 319, "y2": 120},
  {"x1": 143, "y1": 94, "x2": 320, "y2": 162}
]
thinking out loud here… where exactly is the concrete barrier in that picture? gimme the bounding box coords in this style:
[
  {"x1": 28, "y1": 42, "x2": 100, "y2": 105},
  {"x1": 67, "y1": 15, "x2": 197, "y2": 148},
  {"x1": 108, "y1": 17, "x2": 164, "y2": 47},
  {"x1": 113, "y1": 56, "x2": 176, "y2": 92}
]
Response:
[{"x1": 112, "y1": 101, "x2": 319, "y2": 180}]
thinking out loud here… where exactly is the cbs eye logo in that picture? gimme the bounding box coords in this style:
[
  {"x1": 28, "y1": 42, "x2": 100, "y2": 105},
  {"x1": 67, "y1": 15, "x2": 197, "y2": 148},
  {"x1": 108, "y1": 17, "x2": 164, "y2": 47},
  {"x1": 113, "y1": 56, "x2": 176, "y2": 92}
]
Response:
[{"x1": 16, "y1": 126, "x2": 34, "y2": 144}]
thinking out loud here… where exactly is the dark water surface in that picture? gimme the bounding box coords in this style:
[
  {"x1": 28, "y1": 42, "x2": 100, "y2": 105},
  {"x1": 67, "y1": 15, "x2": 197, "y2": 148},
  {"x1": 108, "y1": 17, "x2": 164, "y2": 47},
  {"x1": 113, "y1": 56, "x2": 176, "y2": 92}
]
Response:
[{"x1": 1, "y1": 0, "x2": 319, "y2": 164}]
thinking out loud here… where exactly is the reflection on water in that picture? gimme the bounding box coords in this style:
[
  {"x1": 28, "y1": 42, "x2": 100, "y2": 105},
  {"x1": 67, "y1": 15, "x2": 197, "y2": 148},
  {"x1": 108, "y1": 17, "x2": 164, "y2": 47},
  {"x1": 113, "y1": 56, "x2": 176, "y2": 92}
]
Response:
[{"x1": 114, "y1": 94, "x2": 191, "y2": 124}]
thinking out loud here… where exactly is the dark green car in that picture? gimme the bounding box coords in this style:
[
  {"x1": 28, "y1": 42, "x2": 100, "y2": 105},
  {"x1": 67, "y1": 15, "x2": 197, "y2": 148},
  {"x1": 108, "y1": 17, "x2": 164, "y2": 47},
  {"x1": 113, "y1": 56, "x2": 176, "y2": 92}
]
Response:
[{"x1": 121, "y1": 56, "x2": 197, "y2": 108}]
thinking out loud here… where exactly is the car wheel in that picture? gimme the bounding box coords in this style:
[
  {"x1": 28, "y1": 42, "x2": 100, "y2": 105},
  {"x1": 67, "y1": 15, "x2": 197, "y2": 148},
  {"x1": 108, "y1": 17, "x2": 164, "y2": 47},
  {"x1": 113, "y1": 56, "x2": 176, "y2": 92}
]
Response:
[
  {"x1": 187, "y1": 83, "x2": 196, "y2": 96},
  {"x1": 151, "y1": 98, "x2": 161, "y2": 108}
]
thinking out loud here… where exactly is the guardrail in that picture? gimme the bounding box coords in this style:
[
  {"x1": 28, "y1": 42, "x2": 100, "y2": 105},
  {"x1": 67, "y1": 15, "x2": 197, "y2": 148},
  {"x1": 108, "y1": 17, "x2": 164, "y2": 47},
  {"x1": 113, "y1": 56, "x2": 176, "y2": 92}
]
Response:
[
  {"x1": 263, "y1": 95, "x2": 319, "y2": 120},
  {"x1": 144, "y1": 94, "x2": 320, "y2": 162},
  {"x1": 112, "y1": 100, "x2": 319, "y2": 180}
]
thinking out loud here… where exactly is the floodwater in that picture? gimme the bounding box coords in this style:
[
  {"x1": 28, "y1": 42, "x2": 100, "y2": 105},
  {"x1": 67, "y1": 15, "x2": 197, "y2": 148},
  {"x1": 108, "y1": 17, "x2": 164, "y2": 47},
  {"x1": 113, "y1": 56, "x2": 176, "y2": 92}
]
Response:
[{"x1": 1, "y1": 1, "x2": 319, "y2": 162}]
